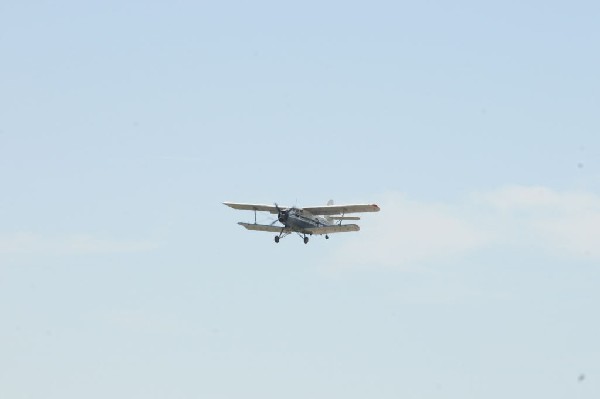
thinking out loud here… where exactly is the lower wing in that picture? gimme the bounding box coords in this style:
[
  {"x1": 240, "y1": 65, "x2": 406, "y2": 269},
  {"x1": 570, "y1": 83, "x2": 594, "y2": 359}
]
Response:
[
  {"x1": 237, "y1": 222, "x2": 359, "y2": 235},
  {"x1": 238, "y1": 222, "x2": 290, "y2": 233},
  {"x1": 303, "y1": 224, "x2": 360, "y2": 235}
]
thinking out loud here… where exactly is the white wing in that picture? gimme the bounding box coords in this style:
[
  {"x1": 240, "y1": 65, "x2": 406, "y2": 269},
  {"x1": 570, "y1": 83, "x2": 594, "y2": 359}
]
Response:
[
  {"x1": 237, "y1": 222, "x2": 359, "y2": 235},
  {"x1": 223, "y1": 202, "x2": 286, "y2": 214},
  {"x1": 302, "y1": 204, "x2": 380, "y2": 215},
  {"x1": 304, "y1": 224, "x2": 360, "y2": 234},
  {"x1": 238, "y1": 222, "x2": 289, "y2": 233},
  {"x1": 224, "y1": 202, "x2": 380, "y2": 216}
]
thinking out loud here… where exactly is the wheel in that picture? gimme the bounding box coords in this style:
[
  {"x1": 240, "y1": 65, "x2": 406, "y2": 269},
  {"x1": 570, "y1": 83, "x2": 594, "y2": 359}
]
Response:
[
  {"x1": 274, "y1": 236, "x2": 280, "y2": 243},
  {"x1": 325, "y1": 235, "x2": 329, "y2": 239},
  {"x1": 304, "y1": 236, "x2": 309, "y2": 244}
]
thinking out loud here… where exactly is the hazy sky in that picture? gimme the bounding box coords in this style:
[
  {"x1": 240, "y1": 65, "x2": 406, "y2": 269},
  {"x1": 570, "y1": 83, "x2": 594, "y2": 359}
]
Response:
[{"x1": 1, "y1": 1, "x2": 599, "y2": 398}]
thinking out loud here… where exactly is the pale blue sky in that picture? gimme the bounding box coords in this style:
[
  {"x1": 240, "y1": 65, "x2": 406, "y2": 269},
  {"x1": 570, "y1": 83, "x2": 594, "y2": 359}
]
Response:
[{"x1": 1, "y1": 1, "x2": 599, "y2": 398}]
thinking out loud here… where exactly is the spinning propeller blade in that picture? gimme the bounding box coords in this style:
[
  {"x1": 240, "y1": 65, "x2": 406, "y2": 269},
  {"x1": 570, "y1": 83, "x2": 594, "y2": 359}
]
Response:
[{"x1": 274, "y1": 202, "x2": 289, "y2": 224}]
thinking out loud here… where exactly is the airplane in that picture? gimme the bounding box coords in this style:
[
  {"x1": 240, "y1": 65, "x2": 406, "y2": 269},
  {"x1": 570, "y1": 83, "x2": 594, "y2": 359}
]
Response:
[{"x1": 223, "y1": 200, "x2": 380, "y2": 244}]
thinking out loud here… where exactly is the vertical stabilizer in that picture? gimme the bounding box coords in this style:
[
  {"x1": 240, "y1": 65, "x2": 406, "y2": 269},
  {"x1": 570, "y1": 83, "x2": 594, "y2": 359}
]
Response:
[{"x1": 325, "y1": 200, "x2": 334, "y2": 223}]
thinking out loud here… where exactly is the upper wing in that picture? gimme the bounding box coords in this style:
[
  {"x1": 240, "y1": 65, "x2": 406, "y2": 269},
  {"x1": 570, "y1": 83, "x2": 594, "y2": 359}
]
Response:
[
  {"x1": 238, "y1": 222, "x2": 289, "y2": 233},
  {"x1": 302, "y1": 204, "x2": 380, "y2": 215},
  {"x1": 304, "y1": 224, "x2": 360, "y2": 235},
  {"x1": 224, "y1": 202, "x2": 380, "y2": 215},
  {"x1": 223, "y1": 202, "x2": 284, "y2": 214}
]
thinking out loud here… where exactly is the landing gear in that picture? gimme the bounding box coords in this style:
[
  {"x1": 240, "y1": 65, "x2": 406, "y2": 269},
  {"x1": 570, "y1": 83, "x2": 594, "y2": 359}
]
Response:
[
  {"x1": 274, "y1": 229, "x2": 289, "y2": 243},
  {"x1": 274, "y1": 232, "x2": 310, "y2": 244},
  {"x1": 325, "y1": 235, "x2": 329, "y2": 240}
]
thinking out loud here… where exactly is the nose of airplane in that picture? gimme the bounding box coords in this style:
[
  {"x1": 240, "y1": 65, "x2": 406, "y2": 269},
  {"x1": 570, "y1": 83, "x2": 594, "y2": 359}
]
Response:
[{"x1": 278, "y1": 210, "x2": 288, "y2": 224}]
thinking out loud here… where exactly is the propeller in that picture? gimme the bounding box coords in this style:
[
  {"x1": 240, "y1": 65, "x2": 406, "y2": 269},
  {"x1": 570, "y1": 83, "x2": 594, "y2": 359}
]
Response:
[{"x1": 274, "y1": 203, "x2": 290, "y2": 225}]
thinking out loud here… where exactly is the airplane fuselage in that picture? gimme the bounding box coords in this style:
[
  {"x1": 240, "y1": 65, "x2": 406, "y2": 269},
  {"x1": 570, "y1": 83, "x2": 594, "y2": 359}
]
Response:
[{"x1": 283, "y1": 209, "x2": 331, "y2": 230}]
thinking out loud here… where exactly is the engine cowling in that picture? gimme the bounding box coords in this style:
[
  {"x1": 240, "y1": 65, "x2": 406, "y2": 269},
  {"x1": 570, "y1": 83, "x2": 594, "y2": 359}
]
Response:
[{"x1": 278, "y1": 209, "x2": 289, "y2": 224}]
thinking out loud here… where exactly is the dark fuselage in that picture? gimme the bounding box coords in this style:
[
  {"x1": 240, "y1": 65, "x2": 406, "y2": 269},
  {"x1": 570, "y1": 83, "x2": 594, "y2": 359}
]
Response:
[{"x1": 282, "y1": 209, "x2": 331, "y2": 231}]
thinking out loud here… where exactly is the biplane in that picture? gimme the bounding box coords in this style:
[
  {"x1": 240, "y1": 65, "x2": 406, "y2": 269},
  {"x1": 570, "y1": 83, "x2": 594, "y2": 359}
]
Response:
[{"x1": 223, "y1": 200, "x2": 380, "y2": 244}]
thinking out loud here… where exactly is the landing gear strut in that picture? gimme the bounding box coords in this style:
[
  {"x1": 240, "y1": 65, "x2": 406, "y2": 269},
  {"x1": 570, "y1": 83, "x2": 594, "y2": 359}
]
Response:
[
  {"x1": 274, "y1": 232, "x2": 310, "y2": 244},
  {"x1": 274, "y1": 228, "x2": 289, "y2": 243}
]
